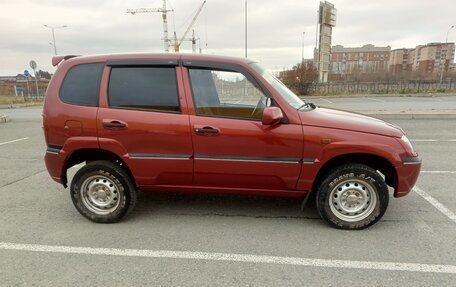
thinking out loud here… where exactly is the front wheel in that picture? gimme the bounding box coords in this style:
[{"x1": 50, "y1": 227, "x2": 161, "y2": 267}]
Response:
[
  {"x1": 316, "y1": 164, "x2": 389, "y2": 230},
  {"x1": 70, "y1": 160, "x2": 137, "y2": 223}
]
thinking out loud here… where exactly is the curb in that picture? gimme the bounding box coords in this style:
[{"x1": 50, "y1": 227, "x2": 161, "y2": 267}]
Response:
[
  {"x1": 364, "y1": 113, "x2": 456, "y2": 120},
  {"x1": 0, "y1": 114, "x2": 10, "y2": 123}
]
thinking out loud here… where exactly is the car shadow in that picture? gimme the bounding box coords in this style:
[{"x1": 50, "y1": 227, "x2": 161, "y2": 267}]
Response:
[{"x1": 128, "y1": 191, "x2": 320, "y2": 222}]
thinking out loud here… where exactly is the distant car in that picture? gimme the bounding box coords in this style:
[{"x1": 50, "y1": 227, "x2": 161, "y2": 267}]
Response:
[{"x1": 43, "y1": 53, "x2": 421, "y2": 229}]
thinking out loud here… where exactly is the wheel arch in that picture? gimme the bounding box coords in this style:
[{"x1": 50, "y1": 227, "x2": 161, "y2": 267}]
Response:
[
  {"x1": 312, "y1": 153, "x2": 397, "y2": 193},
  {"x1": 61, "y1": 148, "x2": 136, "y2": 188}
]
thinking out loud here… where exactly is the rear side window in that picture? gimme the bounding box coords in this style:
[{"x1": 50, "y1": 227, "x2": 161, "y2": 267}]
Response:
[
  {"x1": 60, "y1": 63, "x2": 104, "y2": 106},
  {"x1": 108, "y1": 67, "x2": 180, "y2": 113}
]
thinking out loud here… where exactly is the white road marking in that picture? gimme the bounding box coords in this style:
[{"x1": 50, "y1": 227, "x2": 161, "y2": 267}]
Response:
[
  {"x1": 0, "y1": 137, "x2": 29, "y2": 146},
  {"x1": 319, "y1": 98, "x2": 333, "y2": 104},
  {"x1": 0, "y1": 242, "x2": 455, "y2": 274},
  {"x1": 414, "y1": 186, "x2": 456, "y2": 224},
  {"x1": 365, "y1": 97, "x2": 386, "y2": 103},
  {"x1": 421, "y1": 171, "x2": 456, "y2": 174}
]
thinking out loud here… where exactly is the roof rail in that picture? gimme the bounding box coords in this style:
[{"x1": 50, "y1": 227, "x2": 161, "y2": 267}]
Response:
[{"x1": 52, "y1": 55, "x2": 80, "y2": 67}]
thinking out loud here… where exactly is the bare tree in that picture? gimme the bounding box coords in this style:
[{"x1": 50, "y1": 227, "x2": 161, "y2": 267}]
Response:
[{"x1": 279, "y1": 62, "x2": 318, "y2": 95}]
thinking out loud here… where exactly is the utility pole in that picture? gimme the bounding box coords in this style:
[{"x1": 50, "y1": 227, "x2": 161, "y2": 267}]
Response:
[
  {"x1": 301, "y1": 31, "x2": 305, "y2": 64},
  {"x1": 440, "y1": 25, "x2": 454, "y2": 84},
  {"x1": 127, "y1": 0, "x2": 174, "y2": 52},
  {"x1": 44, "y1": 25, "x2": 67, "y2": 55}
]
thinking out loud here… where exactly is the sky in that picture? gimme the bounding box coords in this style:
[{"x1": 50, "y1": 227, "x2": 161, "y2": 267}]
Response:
[{"x1": 0, "y1": 0, "x2": 455, "y2": 76}]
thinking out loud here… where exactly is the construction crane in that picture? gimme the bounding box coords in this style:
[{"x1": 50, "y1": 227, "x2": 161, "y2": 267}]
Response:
[
  {"x1": 172, "y1": 0, "x2": 206, "y2": 52},
  {"x1": 126, "y1": 0, "x2": 173, "y2": 52},
  {"x1": 190, "y1": 30, "x2": 202, "y2": 53},
  {"x1": 127, "y1": 0, "x2": 206, "y2": 53},
  {"x1": 176, "y1": 30, "x2": 201, "y2": 53}
]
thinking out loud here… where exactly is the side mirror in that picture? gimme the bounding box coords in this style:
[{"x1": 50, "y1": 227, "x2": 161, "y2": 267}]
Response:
[{"x1": 262, "y1": 107, "x2": 283, "y2": 126}]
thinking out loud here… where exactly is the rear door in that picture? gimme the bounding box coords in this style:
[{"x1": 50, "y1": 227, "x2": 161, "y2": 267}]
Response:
[
  {"x1": 182, "y1": 61, "x2": 303, "y2": 191},
  {"x1": 97, "y1": 60, "x2": 193, "y2": 187}
]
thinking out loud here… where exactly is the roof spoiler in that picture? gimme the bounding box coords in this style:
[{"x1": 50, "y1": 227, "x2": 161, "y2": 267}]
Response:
[{"x1": 52, "y1": 55, "x2": 80, "y2": 67}]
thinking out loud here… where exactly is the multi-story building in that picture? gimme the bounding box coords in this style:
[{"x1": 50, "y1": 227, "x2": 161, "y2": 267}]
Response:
[
  {"x1": 320, "y1": 42, "x2": 455, "y2": 80},
  {"x1": 330, "y1": 44, "x2": 391, "y2": 77},
  {"x1": 389, "y1": 43, "x2": 455, "y2": 76},
  {"x1": 388, "y1": 48, "x2": 415, "y2": 74},
  {"x1": 416, "y1": 42, "x2": 455, "y2": 74}
]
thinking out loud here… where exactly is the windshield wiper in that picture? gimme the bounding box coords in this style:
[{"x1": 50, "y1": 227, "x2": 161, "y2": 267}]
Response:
[{"x1": 298, "y1": 102, "x2": 316, "y2": 110}]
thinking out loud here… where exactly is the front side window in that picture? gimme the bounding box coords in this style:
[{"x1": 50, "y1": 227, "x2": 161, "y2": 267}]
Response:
[
  {"x1": 60, "y1": 63, "x2": 104, "y2": 107},
  {"x1": 108, "y1": 67, "x2": 180, "y2": 112},
  {"x1": 188, "y1": 68, "x2": 269, "y2": 120},
  {"x1": 249, "y1": 63, "x2": 305, "y2": 110}
]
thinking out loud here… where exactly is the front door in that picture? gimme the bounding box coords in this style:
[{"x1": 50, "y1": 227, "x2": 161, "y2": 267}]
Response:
[{"x1": 183, "y1": 63, "x2": 303, "y2": 190}]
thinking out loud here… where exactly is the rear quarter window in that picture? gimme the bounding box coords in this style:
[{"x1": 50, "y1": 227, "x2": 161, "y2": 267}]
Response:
[{"x1": 59, "y1": 63, "x2": 104, "y2": 107}]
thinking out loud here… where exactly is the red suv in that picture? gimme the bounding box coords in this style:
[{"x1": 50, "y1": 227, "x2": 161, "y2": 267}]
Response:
[{"x1": 43, "y1": 53, "x2": 421, "y2": 229}]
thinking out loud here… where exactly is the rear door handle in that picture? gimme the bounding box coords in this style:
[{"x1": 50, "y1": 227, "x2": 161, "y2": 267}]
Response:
[
  {"x1": 102, "y1": 119, "x2": 128, "y2": 129},
  {"x1": 194, "y1": 126, "x2": 220, "y2": 135}
]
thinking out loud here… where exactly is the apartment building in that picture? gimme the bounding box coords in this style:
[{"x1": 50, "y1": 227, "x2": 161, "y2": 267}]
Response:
[
  {"x1": 389, "y1": 48, "x2": 415, "y2": 74},
  {"x1": 416, "y1": 42, "x2": 455, "y2": 74},
  {"x1": 389, "y1": 42, "x2": 455, "y2": 75},
  {"x1": 330, "y1": 44, "x2": 391, "y2": 76},
  {"x1": 327, "y1": 42, "x2": 455, "y2": 79}
]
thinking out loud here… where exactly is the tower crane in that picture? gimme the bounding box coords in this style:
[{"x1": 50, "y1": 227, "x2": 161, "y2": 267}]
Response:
[
  {"x1": 172, "y1": 1, "x2": 206, "y2": 52},
  {"x1": 127, "y1": 0, "x2": 206, "y2": 53},
  {"x1": 177, "y1": 30, "x2": 201, "y2": 53},
  {"x1": 126, "y1": 0, "x2": 173, "y2": 52}
]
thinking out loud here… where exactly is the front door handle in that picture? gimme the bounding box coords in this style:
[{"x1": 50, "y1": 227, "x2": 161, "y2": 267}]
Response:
[
  {"x1": 102, "y1": 119, "x2": 128, "y2": 129},
  {"x1": 194, "y1": 126, "x2": 220, "y2": 135}
]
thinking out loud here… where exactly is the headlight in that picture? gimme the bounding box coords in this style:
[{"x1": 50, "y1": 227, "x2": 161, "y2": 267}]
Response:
[{"x1": 401, "y1": 135, "x2": 416, "y2": 155}]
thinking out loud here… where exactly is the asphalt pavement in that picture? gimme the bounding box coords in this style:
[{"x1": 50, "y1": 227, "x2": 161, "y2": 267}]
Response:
[
  {"x1": 306, "y1": 95, "x2": 456, "y2": 118},
  {"x1": 0, "y1": 103, "x2": 455, "y2": 286}
]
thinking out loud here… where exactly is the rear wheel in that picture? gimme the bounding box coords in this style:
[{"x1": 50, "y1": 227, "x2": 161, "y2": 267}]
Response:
[
  {"x1": 70, "y1": 160, "x2": 137, "y2": 223},
  {"x1": 316, "y1": 164, "x2": 389, "y2": 230}
]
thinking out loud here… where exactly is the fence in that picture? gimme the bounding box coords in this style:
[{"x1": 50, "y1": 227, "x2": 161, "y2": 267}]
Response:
[
  {"x1": 12, "y1": 88, "x2": 46, "y2": 101},
  {"x1": 3, "y1": 79, "x2": 456, "y2": 100},
  {"x1": 0, "y1": 80, "x2": 47, "y2": 102},
  {"x1": 301, "y1": 80, "x2": 456, "y2": 95}
]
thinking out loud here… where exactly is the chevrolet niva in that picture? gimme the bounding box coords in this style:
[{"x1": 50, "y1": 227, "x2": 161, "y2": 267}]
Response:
[{"x1": 43, "y1": 54, "x2": 421, "y2": 229}]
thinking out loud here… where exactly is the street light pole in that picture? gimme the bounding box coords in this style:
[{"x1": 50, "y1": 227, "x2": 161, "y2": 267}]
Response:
[
  {"x1": 51, "y1": 28, "x2": 56, "y2": 55},
  {"x1": 44, "y1": 25, "x2": 68, "y2": 55},
  {"x1": 245, "y1": 0, "x2": 248, "y2": 58},
  {"x1": 301, "y1": 31, "x2": 305, "y2": 64},
  {"x1": 440, "y1": 25, "x2": 454, "y2": 84}
]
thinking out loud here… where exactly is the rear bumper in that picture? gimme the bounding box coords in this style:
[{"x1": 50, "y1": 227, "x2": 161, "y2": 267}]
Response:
[
  {"x1": 44, "y1": 147, "x2": 64, "y2": 184},
  {"x1": 394, "y1": 157, "x2": 421, "y2": 198}
]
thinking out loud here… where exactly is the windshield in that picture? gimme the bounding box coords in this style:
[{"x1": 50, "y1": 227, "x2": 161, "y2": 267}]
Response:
[{"x1": 249, "y1": 62, "x2": 305, "y2": 110}]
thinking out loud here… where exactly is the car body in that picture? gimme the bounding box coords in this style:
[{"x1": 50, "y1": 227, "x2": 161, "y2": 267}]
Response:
[{"x1": 43, "y1": 53, "x2": 421, "y2": 229}]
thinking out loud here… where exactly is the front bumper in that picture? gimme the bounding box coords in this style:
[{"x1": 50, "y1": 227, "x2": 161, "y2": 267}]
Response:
[{"x1": 394, "y1": 157, "x2": 421, "y2": 197}]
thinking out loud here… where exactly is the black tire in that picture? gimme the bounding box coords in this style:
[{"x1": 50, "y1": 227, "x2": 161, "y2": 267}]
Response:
[
  {"x1": 70, "y1": 160, "x2": 137, "y2": 223},
  {"x1": 316, "y1": 163, "x2": 389, "y2": 230}
]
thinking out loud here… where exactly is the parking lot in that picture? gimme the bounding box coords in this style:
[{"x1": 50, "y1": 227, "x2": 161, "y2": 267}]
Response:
[{"x1": 0, "y1": 103, "x2": 455, "y2": 286}]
